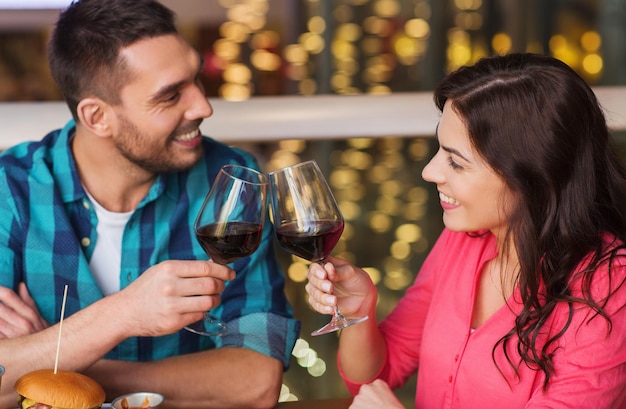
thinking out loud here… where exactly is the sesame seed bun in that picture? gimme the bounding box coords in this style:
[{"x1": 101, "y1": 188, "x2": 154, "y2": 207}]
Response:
[{"x1": 15, "y1": 369, "x2": 105, "y2": 409}]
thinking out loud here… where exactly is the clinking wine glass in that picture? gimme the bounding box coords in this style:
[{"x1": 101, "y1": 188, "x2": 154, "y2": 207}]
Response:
[
  {"x1": 269, "y1": 160, "x2": 368, "y2": 336},
  {"x1": 185, "y1": 164, "x2": 268, "y2": 336}
]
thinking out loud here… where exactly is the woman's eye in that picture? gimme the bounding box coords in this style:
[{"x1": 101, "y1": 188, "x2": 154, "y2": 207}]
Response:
[{"x1": 448, "y1": 157, "x2": 463, "y2": 170}]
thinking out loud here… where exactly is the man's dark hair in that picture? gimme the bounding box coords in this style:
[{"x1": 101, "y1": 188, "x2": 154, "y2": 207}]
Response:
[{"x1": 48, "y1": 0, "x2": 178, "y2": 119}]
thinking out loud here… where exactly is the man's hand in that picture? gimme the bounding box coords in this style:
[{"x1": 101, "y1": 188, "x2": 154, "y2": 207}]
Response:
[
  {"x1": 0, "y1": 282, "x2": 49, "y2": 339},
  {"x1": 113, "y1": 260, "x2": 236, "y2": 337}
]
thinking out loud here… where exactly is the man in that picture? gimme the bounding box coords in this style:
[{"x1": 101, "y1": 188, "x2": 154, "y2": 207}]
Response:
[{"x1": 0, "y1": 1, "x2": 300, "y2": 408}]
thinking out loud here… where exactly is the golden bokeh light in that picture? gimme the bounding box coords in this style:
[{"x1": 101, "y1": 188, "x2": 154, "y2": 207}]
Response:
[
  {"x1": 250, "y1": 49, "x2": 281, "y2": 71},
  {"x1": 348, "y1": 138, "x2": 375, "y2": 150},
  {"x1": 251, "y1": 30, "x2": 279, "y2": 49},
  {"x1": 582, "y1": 53, "x2": 603, "y2": 75},
  {"x1": 363, "y1": 267, "x2": 382, "y2": 285},
  {"x1": 383, "y1": 266, "x2": 413, "y2": 290},
  {"x1": 407, "y1": 186, "x2": 429, "y2": 204},
  {"x1": 580, "y1": 31, "x2": 601, "y2": 52},
  {"x1": 219, "y1": 83, "x2": 252, "y2": 100},
  {"x1": 491, "y1": 32, "x2": 512, "y2": 55},
  {"x1": 369, "y1": 211, "x2": 393, "y2": 233},
  {"x1": 308, "y1": 16, "x2": 326, "y2": 34},
  {"x1": 374, "y1": 0, "x2": 401, "y2": 18},
  {"x1": 287, "y1": 262, "x2": 309, "y2": 283},
  {"x1": 395, "y1": 223, "x2": 422, "y2": 242},
  {"x1": 380, "y1": 180, "x2": 403, "y2": 197},
  {"x1": 405, "y1": 18, "x2": 431, "y2": 38},
  {"x1": 390, "y1": 240, "x2": 412, "y2": 260}
]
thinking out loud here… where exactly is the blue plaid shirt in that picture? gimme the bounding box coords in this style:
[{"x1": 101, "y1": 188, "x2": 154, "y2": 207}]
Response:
[{"x1": 0, "y1": 119, "x2": 300, "y2": 367}]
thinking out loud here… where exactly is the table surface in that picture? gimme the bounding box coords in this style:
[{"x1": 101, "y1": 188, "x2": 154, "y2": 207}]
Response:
[{"x1": 275, "y1": 397, "x2": 353, "y2": 408}]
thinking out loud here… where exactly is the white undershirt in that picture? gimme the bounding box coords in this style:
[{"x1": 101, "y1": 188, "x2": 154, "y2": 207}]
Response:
[{"x1": 85, "y1": 190, "x2": 133, "y2": 296}]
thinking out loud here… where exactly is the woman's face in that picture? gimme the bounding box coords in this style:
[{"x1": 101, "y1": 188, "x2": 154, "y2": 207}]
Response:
[{"x1": 422, "y1": 100, "x2": 515, "y2": 239}]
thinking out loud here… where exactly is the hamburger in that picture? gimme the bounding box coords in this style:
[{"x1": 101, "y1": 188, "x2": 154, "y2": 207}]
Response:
[{"x1": 14, "y1": 369, "x2": 106, "y2": 409}]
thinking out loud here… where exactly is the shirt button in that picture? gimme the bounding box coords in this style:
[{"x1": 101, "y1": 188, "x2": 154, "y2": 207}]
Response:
[
  {"x1": 83, "y1": 200, "x2": 90, "y2": 210},
  {"x1": 454, "y1": 355, "x2": 459, "y2": 362},
  {"x1": 81, "y1": 237, "x2": 91, "y2": 247},
  {"x1": 127, "y1": 272, "x2": 132, "y2": 282},
  {"x1": 448, "y1": 376, "x2": 453, "y2": 383}
]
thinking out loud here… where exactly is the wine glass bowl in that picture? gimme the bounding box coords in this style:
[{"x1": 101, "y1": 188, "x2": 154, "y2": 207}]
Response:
[
  {"x1": 186, "y1": 164, "x2": 268, "y2": 336},
  {"x1": 269, "y1": 160, "x2": 368, "y2": 336}
]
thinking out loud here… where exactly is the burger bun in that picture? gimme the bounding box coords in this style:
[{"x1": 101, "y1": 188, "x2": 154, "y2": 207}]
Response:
[{"x1": 15, "y1": 369, "x2": 106, "y2": 409}]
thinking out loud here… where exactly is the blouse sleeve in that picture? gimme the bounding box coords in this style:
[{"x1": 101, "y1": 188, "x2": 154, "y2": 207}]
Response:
[{"x1": 339, "y1": 229, "x2": 454, "y2": 393}]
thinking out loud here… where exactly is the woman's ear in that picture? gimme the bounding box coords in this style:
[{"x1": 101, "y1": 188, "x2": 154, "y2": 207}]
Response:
[{"x1": 76, "y1": 97, "x2": 112, "y2": 137}]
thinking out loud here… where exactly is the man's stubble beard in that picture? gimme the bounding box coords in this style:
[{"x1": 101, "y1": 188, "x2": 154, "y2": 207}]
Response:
[{"x1": 114, "y1": 114, "x2": 203, "y2": 174}]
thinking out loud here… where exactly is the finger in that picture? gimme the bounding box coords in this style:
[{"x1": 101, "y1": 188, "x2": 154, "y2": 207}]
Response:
[
  {"x1": 0, "y1": 286, "x2": 47, "y2": 332},
  {"x1": 370, "y1": 379, "x2": 391, "y2": 392},
  {"x1": 18, "y1": 282, "x2": 37, "y2": 307},
  {"x1": 0, "y1": 312, "x2": 18, "y2": 338},
  {"x1": 304, "y1": 281, "x2": 335, "y2": 305},
  {"x1": 305, "y1": 284, "x2": 335, "y2": 314},
  {"x1": 307, "y1": 262, "x2": 327, "y2": 280},
  {"x1": 18, "y1": 282, "x2": 49, "y2": 329},
  {"x1": 178, "y1": 276, "x2": 227, "y2": 298},
  {"x1": 323, "y1": 261, "x2": 338, "y2": 280},
  {"x1": 307, "y1": 264, "x2": 335, "y2": 293},
  {"x1": 173, "y1": 293, "x2": 223, "y2": 316},
  {"x1": 166, "y1": 260, "x2": 235, "y2": 281},
  {"x1": 323, "y1": 259, "x2": 352, "y2": 283},
  {"x1": 0, "y1": 304, "x2": 40, "y2": 337}
]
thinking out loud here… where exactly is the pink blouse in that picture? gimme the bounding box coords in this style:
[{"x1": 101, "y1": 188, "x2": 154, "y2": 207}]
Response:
[{"x1": 340, "y1": 229, "x2": 626, "y2": 408}]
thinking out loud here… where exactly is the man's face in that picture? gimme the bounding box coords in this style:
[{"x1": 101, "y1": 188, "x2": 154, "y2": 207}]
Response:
[{"x1": 110, "y1": 34, "x2": 213, "y2": 174}]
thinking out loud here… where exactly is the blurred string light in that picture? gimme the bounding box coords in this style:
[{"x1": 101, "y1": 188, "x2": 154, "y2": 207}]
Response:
[
  {"x1": 278, "y1": 383, "x2": 298, "y2": 402},
  {"x1": 213, "y1": 0, "x2": 280, "y2": 100},
  {"x1": 447, "y1": 0, "x2": 485, "y2": 71},
  {"x1": 211, "y1": 0, "x2": 602, "y2": 97},
  {"x1": 291, "y1": 338, "x2": 328, "y2": 378},
  {"x1": 444, "y1": 0, "x2": 603, "y2": 79}
]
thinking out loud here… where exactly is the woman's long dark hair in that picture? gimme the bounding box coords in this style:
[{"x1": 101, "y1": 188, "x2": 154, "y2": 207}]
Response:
[{"x1": 434, "y1": 53, "x2": 626, "y2": 388}]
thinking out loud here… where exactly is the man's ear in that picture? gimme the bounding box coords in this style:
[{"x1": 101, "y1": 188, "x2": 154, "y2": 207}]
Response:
[{"x1": 76, "y1": 97, "x2": 113, "y2": 137}]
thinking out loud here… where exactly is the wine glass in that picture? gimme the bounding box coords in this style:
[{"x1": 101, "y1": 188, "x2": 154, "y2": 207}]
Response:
[
  {"x1": 185, "y1": 164, "x2": 268, "y2": 336},
  {"x1": 269, "y1": 160, "x2": 368, "y2": 336}
]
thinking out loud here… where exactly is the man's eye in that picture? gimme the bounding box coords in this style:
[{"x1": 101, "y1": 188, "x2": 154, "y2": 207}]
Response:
[{"x1": 163, "y1": 93, "x2": 180, "y2": 103}]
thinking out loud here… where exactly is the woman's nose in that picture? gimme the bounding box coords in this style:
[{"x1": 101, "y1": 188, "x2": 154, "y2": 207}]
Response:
[{"x1": 421, "y1": 154, "x2": 443, "y2": 184}]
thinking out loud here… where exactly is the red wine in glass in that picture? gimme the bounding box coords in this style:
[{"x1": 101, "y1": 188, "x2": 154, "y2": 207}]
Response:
[
  {"x1": 196, "y1": 221, "x2": 263, "y2": 265},
  {"x1": 269, "y1": 160, "x2": 368, "y2": 336},
  {"x1": 185, "y1": 164, "x2": 267, "y2": 337},
  {"x1": 275, "y1": 220, "x2": 344, "y2": 263}
]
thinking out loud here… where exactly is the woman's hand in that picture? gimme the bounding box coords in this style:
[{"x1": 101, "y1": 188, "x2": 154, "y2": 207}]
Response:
[
  {"x1": 305, "y1": 256, "x2": 377, "y2": 320},
  {"x1": 349, "y1": 379, "x2": 404, "y2": 409}
]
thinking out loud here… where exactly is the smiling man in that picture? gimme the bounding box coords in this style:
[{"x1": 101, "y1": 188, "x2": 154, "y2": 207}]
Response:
[{"x1": 0, "y1": 1, "x2": 299, "y2": 408}]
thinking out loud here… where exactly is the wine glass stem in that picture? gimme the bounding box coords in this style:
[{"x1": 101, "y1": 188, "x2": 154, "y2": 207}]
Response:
[{"x1": 333, "y1": 305, "x2": 345, "y2": 319}]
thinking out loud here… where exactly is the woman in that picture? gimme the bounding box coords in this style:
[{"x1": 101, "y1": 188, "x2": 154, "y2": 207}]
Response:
[{"x1": 306, "y1": 53, "x2": 626, "y2": 408}]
